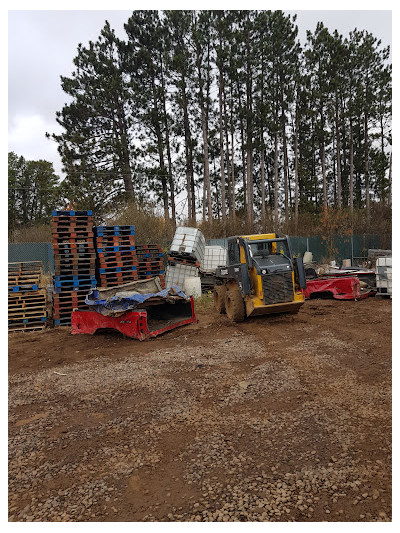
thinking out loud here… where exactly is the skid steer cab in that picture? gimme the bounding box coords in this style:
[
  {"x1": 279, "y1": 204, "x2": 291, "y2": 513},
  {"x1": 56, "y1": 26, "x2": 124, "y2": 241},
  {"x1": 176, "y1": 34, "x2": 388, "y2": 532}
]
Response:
[{"x1": 214, "y1": 233, "x2": 306, "y2": 322}]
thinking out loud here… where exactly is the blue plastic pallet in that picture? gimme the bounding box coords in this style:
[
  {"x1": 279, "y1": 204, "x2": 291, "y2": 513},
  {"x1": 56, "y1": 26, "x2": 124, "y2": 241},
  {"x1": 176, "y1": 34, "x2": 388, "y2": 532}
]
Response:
[
  {"x1": 95, "y1": 228, "x2": 135, "y2": 237},
  {"x1": 143, "y1": 270, "x2": 165, "y2": 276},
  {"x1": 53, "y1": 283, "x2": 96, "y2": 293},
  {"x1": 53, "y1": 276, "x2": 96, "y2": 290},
  {"x1": 53, "y1": 275, "x2": 97, "y2": 283},
  {"x1": 54, "y1": 318, "x2": 72, "y2": 326},
  {"x1": 98, "y1": 266, "x2": 137, "y2": 274},
  {"x1": 97, "y1": 246, "x2": 136, "y2": 253},
  {"x1": 52, "y1": 210, "x2": 92, "y2": 216},
  {"x1": 9, "y1": 316, "x2": 47, "y2": 324},
  {"x1": 95, "y1": 225, "x2": 135, "y2": 231},
  {"x1": 9, "y1": 284, "x2": 39, "y2": 292},
  {"x1": 136, "y1": 252, "x2": 163, "y2": 258}
]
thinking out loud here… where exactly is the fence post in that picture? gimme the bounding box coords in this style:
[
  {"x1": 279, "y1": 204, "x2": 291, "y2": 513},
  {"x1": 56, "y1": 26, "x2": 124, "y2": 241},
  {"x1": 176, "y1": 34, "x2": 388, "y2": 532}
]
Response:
[{"x1": 351, "y1": 235, "x2": 354, "y2": 267}]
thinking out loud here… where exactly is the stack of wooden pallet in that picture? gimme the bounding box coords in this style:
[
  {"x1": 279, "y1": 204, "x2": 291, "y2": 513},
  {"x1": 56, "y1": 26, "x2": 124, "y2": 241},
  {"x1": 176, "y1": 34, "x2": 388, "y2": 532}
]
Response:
[
  {"x1": 52, "y1": 210, "x2": 96, "y2": 326},
  {"x1": 94, "y1": 226, "x2": 138, "y2": 288},
  {"x1": 136, "y1": 244, "x2": 165, "y2": 288},
  {"x1": 8, "y1": 261, "x2": 47, "y2": 332}
]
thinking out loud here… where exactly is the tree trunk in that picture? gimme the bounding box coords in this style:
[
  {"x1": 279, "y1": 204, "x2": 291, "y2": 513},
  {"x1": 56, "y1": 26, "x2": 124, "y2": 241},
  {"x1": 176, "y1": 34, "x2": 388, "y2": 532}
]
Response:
[
  {"x1": 223, "y1": 85, "x2": 232, "y2": 217},
  {"x1": 218, "y1": 70, "x2": 227, "y2": 231},
  {"x1": 245, "y1": 27, "x2": 253, "y2": 229},
  {"x1": 335, "y1": 92, "x2": 342, "y2": 208},
  {"x1": 230, "y1": 91, "x2": 236, "y2": 222},
  {"x1": 205, "y1": 40, "x2": 213, "y2": 222},
  {"x1": 274, "y1": 131, "x2": 279, "y2": 232},
  {"x1": 349, "y1": 120, "x2": 354, "y2": 217},
  {"x1": 236, "y1": 79, "x2": 246, "y2": 210},
  {"x1": 260, "y1": 137, "x2": 266, "y2": 231},
  {"x1": 364, "y1": 110, "x2": 370, "y2": 220},
  {"x1": 294, "y1": 104, "x2": 299, "y2": 235},
  {"x1": 150, "y1": 75, "x2": 169, "y2": 221},
  {"x1": 197, "y1": 56, "x2": 211, "y2": 224},
  {"x1": 320, "y1": 142, "x2": 327, "y2": 212},
  {"x1": 160, "y1": 51, "x2": 176, "y2": 225},
  {"x1": 115, "y1": 105, "x2": 134, "y2": 198},
  {"x1": 180, "y1": 73, "x2": 195, "y2": 224},
  {"x1": 388, "y1": 151, "x2": 392, "y2": 207},
  {"x1": 281, "y1": 114, "x2": 289, "y2": 226}
]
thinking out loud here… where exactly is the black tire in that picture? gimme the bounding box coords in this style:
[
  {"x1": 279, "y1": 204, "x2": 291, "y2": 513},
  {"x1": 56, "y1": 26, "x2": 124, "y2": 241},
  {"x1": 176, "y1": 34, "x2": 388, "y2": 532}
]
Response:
[
  {"x1": 225, "y1": 284, "x2": 246, "y2": 322},
  {"x1": 214, "y1": 284, "x2": 227, "y2": 314}
]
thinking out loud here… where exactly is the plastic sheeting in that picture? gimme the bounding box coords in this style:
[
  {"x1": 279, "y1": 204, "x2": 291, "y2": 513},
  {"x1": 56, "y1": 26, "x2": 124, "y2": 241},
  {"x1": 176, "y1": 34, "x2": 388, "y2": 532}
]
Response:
[{"x1": 85, "y1": 286, "x2": 189, "y2": 316}]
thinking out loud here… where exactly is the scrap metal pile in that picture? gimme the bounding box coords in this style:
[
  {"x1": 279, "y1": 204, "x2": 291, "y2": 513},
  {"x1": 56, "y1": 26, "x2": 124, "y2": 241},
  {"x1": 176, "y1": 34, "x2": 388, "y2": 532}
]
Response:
[
  {"x1": 71, "y1": 278, "x2": 196, "y2": 340},
  {"x1": 300, "y1": 250, "x2": 392, "y2": 300}
]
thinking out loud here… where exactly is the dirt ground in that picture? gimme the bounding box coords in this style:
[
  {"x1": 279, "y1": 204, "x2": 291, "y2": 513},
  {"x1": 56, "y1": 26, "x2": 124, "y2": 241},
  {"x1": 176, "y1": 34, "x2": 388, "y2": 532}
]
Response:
[{"x1": 8, "y1": 296, "x2": 391, "y2": 522}]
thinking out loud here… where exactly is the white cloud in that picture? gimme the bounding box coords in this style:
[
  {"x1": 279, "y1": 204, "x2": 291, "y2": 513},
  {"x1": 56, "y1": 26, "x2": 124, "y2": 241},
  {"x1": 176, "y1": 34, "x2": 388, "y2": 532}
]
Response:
[{"x1": 8, "y1": 114, "x2": 64, "y2": 176}]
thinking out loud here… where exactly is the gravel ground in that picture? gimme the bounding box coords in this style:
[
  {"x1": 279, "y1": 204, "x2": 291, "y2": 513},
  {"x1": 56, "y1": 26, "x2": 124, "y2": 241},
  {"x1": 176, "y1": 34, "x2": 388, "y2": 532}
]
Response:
[{"x1": 8, "y1": 297, "x2": 391, "y2": 522}]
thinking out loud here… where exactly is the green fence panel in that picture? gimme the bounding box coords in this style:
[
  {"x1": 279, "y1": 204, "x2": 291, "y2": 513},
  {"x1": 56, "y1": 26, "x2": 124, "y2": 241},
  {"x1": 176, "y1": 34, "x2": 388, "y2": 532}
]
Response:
[
  {"x1": 8, "y1": 243, "x2": 54, "y2": 273},
  {"x1": 9, "y1": 235, "x2": 390, "y2": 273}
]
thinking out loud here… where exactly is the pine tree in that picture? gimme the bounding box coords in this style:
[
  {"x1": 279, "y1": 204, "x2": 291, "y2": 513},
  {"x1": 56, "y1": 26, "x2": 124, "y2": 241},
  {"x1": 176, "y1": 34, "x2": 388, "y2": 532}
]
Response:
[{"x1": 51, "y1": 22, "x2": 135, "y2": 210}]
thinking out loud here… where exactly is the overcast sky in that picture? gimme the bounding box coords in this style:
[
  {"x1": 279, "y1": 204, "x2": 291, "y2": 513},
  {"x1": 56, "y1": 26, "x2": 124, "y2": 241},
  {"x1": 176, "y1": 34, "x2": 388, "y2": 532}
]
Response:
[{"x1": 8, "y1": 7, "x2": 392, "y2": 178}]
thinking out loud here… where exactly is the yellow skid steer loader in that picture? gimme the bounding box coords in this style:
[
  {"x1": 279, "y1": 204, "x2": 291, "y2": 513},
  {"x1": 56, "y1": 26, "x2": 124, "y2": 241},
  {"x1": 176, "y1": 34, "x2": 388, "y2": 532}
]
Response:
[{"x1": 214, "y1": 233, "x2": 306, "y2": 322}]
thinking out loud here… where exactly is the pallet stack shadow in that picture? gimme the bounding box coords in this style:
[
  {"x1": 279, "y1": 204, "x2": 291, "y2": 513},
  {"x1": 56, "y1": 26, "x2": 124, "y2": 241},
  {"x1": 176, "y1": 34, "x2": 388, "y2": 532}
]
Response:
[
  {"x1": 8, "y1": 261, "x2": 47, "y2": 332},
  {"x1": 95, "y1": 226, "x2": 138, "y2": 288},
  {"x1": 52, "y1": 210, "x2": 97, "y2": 326},
  {"x1": 136, "y1": 244, "x2": 165, "y2": 288},
  {"x1": 165, "y1": 227, "x2": 205, "y2": 291}
]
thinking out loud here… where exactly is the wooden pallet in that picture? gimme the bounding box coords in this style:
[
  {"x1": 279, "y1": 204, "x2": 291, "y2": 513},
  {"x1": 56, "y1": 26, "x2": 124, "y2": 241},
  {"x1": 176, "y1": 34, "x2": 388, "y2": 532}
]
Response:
[
  {"x1": 96, "y1": 245, "x2": 136, "y2": 254},
  {"x1": 8, "y1": 273, "x2": 42, "y2": 286},
  {"x1": 8, "y1": 316, "x2": 47, "y2": 333},
  {"x1": 54, "y1": 266, "x2": 96, "y2": 277},
  {"x1": 98, "y1": 273, "x2": 138, "y2": 287},
  {"x1": 8, "y1": 307, "x2": 48, "y2": 320},
  {"x1": 52, "y1": 244, "x2": 96, "y2": 254},
  {"x1": 8, "y1": 261, "x2": 43, "y2": 273},
  {"x1": 52, "y1": 210, "x2": 92, "y2": 217},
  {"x1": 97, "y1": 260, "x2": 138, "y2": 270},
  {"x1": 8, "y1": 261, "x2": 43, "y2": 287},
  {"x1": 95, "y1": 226, "x2": 135, "y2": 236},
  {"x1": 95, "y1": 235, "x2": 136, "y2": 246},
  {"x1": 8, "y1": 289, "x2": 46, "y2": 306},
  {"x1": 97, "y1": 250, "x2": 138, "y2": 260},
  {"x1": 9, "y1": 324, "x2": 47, "y2": 333}
]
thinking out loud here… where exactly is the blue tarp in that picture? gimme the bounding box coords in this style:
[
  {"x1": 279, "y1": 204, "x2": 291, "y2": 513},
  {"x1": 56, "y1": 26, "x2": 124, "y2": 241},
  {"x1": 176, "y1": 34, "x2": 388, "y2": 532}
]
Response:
[{"x1": 85, "y1": 286, "x2": 189, "y2": 316}]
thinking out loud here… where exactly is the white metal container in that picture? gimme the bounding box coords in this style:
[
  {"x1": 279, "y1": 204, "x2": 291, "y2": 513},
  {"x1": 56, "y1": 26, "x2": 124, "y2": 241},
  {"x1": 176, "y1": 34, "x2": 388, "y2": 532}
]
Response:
[
  {"x1": 200, "y1": 245, "x2": 227, "y2": 273},
  {"x1": 183, "y1": 277, "x2": 202, "y2": 297},
  {"x1": 165, "y1": 263, "x2": 199, "y2": 291},
  {"x1": 303, "y1": 251, "x2": 313, "y2": 263},
  {"x1": 169, "y1": 227, "x2": 206, "y2": 262},
  {"x1": 376, "y1": 256, "x2": 392, "y2": 268},
  {"x1": 376, "y1": 256, "x2": 392, "y2": 296}
]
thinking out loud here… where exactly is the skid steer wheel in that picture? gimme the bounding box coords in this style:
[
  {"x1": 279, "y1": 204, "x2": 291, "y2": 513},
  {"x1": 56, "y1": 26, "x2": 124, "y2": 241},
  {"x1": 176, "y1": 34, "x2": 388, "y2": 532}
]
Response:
[
  {"x1": 225, "y1": 283, "x2": 246, "y2": 322},
  {"x1": 214, "y1": 284, "x2": 227, "y2": 314}
]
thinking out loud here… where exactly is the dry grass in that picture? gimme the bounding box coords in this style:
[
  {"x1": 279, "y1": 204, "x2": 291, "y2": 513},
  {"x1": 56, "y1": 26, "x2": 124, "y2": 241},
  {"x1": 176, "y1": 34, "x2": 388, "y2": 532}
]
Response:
[
  {"x1": 9, "y1": 225, "x2": 51, "y2": 243},
  {"x1": 9, "y1": 202, "x2": 391, "y2": 247}
]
